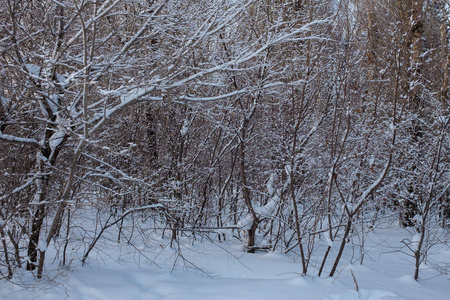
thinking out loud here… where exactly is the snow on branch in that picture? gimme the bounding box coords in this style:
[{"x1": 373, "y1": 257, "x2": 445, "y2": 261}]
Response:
[
  {"x1": 351, "y1": 151, "x2": 393, "y2": 215},
  {"x1": 0, "y1": 173, "x2": 41, "y2": 202},
  {"x1": 0, "y1": 131, "x2": 40, "y2": 146},
  {"x1": 66, "y1": 0, "x2": 122, "y2": 47},
  {"x1": 121, "y1": 204, "x2": 164, "y2": 217},
  {"x1": 89, "y1": 86, "x2": 156, "y2": 134},
  {"x1": 177, "y1": 88, "x2": 250, "y2": 102}
]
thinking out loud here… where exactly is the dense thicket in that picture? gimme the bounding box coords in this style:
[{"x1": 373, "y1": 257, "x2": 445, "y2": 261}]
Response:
[{"x1": 0, "y1": 0, "x2": 449, "y2": 281}]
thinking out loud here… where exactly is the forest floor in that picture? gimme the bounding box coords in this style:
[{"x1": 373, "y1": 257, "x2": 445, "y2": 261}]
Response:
[{"x1": 1, "y1": 224, "x2": 449, "y2": 299}]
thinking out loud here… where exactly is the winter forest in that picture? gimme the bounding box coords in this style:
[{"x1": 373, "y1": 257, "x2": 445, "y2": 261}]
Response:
[{"x1": 0, "y1": 0, "x2": 449, "y2": 299}]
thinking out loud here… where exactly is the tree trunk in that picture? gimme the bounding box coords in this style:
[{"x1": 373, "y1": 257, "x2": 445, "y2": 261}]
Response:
[
  {"x1": 329, "y1": 218, "x2": 352, "y2": 277},
  {"x1": 239, "y1": 115, "x2": 259, "y2": 252},
  {"x1": 26, "y1": 204, "x2": 46, "y2": 271}
]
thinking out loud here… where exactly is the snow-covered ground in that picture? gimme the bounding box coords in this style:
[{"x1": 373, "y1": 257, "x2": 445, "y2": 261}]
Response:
[{"x1": 1, "y1": 226, "x2": 449, "y2": 300}]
